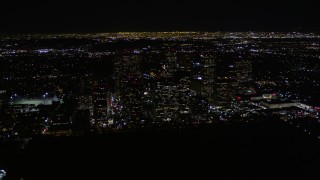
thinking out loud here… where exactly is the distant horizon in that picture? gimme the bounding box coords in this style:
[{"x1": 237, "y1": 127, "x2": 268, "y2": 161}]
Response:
[{"x1": 2, "y1": 30, "x2": 320, "y2": 35}]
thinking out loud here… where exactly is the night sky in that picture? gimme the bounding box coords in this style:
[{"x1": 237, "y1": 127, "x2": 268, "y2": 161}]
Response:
[{"x1": 1, "y1": 0, "x2": 319, "y2": 33}]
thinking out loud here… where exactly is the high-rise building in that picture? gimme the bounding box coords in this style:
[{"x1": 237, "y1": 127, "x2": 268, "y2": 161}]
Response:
[
  {"x1": 190, "y1": 95, "x2": 208, "y2": 122},
  {"x1": 0, "y1": 90, "x2": 6, "y2": 109},
  {"x1": 92, "y1": 81, "x2": 111, "y2": 122},
  {"x1": 161, "y1": 51, "x2": 178, "y2": 78},
  {"x1": 114, "y1": 53, "x2": 143, "y2": 124},
  {"x1": 233, "y1": 59, "x2": 255, "y2": 95},
  {"x1": 200, "y1": 54, "x2": 216, "y2": 104},
  {"x1": 214, "y1": 58, "x2": 254, "y2": 109},
  {"x1": 78, "y1": 95, "x2": 93, "y2": 112},
  {"x1": 177, "y1": 52, "x2": 194, "y2": 71},
  {"x1": 154, "y1": 79, "x2": 179, "y2": 122},
  {"x1": 234, "y1": 59, "x2": 253, "y2": 82},
  {"x1": 215, "y1": 81, "x2": 234, "y2": 109}
]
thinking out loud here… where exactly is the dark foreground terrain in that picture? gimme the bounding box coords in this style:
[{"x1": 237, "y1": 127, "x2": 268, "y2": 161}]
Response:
[{"x1": 1, "y1": 120, "x2": 320, "y2": 179}]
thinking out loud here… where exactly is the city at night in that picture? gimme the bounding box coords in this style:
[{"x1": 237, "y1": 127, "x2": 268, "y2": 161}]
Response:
[{"x1": 1, "y1": 0, "x2": 320, "y2": 179}]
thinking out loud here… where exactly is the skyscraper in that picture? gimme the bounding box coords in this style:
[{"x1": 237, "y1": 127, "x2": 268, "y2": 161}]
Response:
[
  {"x1": 200, "y1": 54, "x2": 216, "y2": 104},
  {"x1": 114, "y1": 53, "x2": 143, "y2": 124}
]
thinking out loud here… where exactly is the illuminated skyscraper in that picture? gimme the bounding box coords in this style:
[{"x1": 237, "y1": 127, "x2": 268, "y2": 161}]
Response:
[
  {"x1": 233, "y1": 59, "x2": 255, "y2": 95},
  {"x1": 154, "y1": 80, "x2": 179, "y2": 122},
  {"x1": 234, "y1": 59, "x2": 252, "y2": 82},
  {"x1": 92, "y1": 81, "x2": 111, "y2": 122},
  {"x1": 214, "y1": 58, "x2": 254, "y2": 109},
  {"x1": 162, "y1": 51, "x2": 178, "y2": 78},
  {"x1": 114, "y1": 53, "x2": 143, "y2": 123},
  {"x1": 200, "y1": 54, "x2": 216, "y2": 104}
]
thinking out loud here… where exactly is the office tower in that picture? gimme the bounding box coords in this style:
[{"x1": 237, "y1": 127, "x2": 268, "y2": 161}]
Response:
[
  {"x1": 200, "y1": 54, "x2": 216, "y2": 104},
  {"x1": 114, "y1": 53, "x2": 143, "y2": 124},
  {"x1": 92, "y1": 81, "x2": 110, "y2": 122}
]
